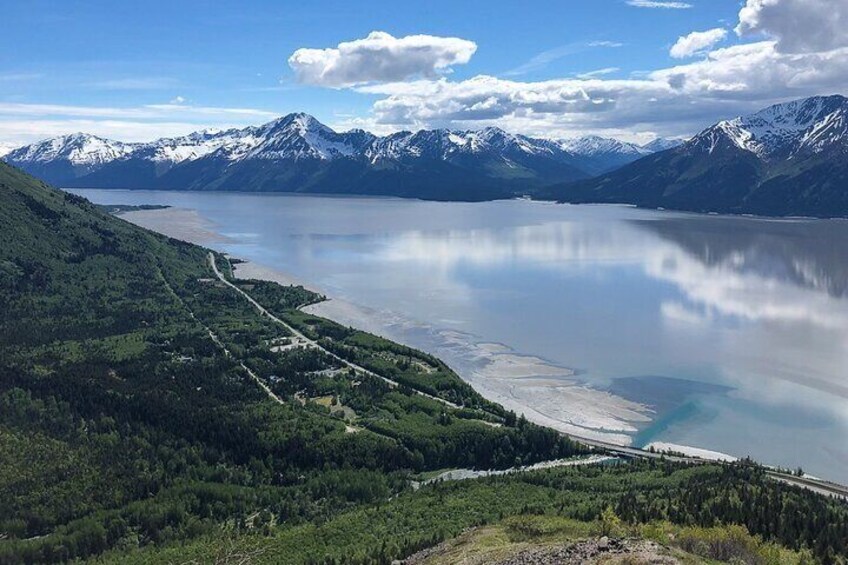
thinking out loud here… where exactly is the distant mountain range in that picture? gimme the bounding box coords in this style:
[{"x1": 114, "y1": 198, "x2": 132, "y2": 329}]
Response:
[
  {"x1": 6, "y1": 95, "x2": 847, "y2": 217},
  {"x1": 546, "y1": 95, "x2": 848, "y2": 217},
  {"x1": 3, "y1": 114, "x2": 679, "y2": 201}
]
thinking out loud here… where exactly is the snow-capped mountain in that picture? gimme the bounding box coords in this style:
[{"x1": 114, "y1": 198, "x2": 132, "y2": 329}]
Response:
[
  {"x1": 2, "y1": 113, "x2": 695, "y2": 200},
  {"x1": 242, "y1": 113, "x2": 376, "y2": 161},
  {"x1": 548, "y1": 95, "x2": 848, "y2": 217},
  {"x1": 558, "y1": 135, "x2": 652, "y2": 175},
  {"x1": 147, "y1": 128, "x2": 261, "y2": 163},
  {"x1": 365, "y1": 126, "x2": 560, "y2": 162},
  {"x1": 6, "y1": 133, "x2": 134, "y2": 173},
  {"x1": 641, "y1": 137, "x2": 685, "y2": 153},
  {"x1": 691, "y1": 95, "x2": 848, "y2": 160},
  {"x1": 559, "y1": 135, "x2": 648, "y2": 157}
]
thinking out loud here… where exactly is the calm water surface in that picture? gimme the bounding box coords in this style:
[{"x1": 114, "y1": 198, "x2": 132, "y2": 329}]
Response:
[{"x1": 71, "y1": 189, "x2": 848, "y2": 482}]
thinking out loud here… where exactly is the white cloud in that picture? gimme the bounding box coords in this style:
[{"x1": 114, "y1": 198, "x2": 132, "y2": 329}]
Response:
[
  {"x1": 736, "y1": 0, "x2": 848, "y2": 53},
  {"x1": 288, "y1": 31, "x2": 477, "y2": 87},
  {"x1": 505, "y1": 41, "x2": 622, "y2": 76},
  {"x1": 575, "y1": 67, "x2": 621, "y2": 79},
  {"x1": 0, "y1": 119, "x2": 214, "y2": 145},
  {"x1": 351, "y1": 32, "x2": 848, "y2": 139},
  {"x1": 0, "y1": 73, "x2": 43, "y2": 82},
  {"x1": 0, "y1": 141, "x2": 19, "y2": 157},
  {"x1": 338, "y1": 0, "x2": 848, "y2": 139},
  {"x1": 0, "y1": 102, "x2": 280, "y2": 144},
  {"x1": 654, "y1": 41, "x2": 848, "y2": 99},
  {"x1": 588, "y1": 41, "x2": 625, "y2": 48},
  {"x1": 362, "y1": 75, "x2": 677, "y2": 135},
  {"x1": 88, "y1": 77, "x2": 179, "y2": 90},
  {"x1": 670, "y1": 28, "x2": 728, "y2": 58},
  {"x1": 626, "y1": 1, "x2": 692, "y2": 8},
  {"x1": 0, "y1": 102, "x2": 277, "y2": 120}
]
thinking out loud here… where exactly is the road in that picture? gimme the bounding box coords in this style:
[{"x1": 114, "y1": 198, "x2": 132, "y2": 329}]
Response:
[
  {"x1": 208, "y1": 253, "x2": 460, "y2": 409},
  {"x1": 208, "y1": 252, "x2": 848, "y2": 502},
  {"x1": 565, "y1": 432, "x2": 848, "y2": 501}
]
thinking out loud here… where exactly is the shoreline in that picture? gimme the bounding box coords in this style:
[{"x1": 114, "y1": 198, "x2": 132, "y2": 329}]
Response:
[
  {"x1": 232, "y1": 259, "x2": 752, "y2": 464},
  {"x1": 117, "y1": 205, "x2": 738, "y2": 459},
  {"x1": 79, "y1": 185, "x2": 848, "y2": 222},
  {"x1": 300, "y1": 291, "x2": 652, "y2": 446}
]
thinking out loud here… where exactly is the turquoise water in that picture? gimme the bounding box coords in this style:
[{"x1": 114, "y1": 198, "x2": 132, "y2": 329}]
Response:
[{"x1": 70, "y1": 189, "x2": 848, "y2": 482}]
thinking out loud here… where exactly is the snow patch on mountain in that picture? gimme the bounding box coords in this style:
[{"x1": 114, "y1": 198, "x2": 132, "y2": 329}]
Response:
[
  {"x1": 641, "y1": 138, "x2": 685, "y2": 153},
  {"x1": 559, "y1": 135, "x2": 649, "y2": 158},
  {"x1": 690, "y1": 95, "x2": 848, "y2": 159},
  {"x1": 244, "y1": 113, "x2": 375, "y2": 161},
  {"x1": 146, "y1": 128, "x2": 263, "y2": 164},
  {"x1": 363, "y1": 126, "x2": 560, "y2": 164},
  {"x1": 7, "y1": 133, "x2": 135, "y2": 166}
]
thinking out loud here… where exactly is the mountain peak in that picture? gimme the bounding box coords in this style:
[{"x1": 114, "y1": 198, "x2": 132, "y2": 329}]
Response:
[
  {"x1": 641, "y1": 138, "x2": 684, "y2": 153},
  {"x1": 6, "y1": 132, "x2": 133, "y2": 166},
  {"x1": 268, "y1": 112, "x2": 329, "y2": 134},
  {"x1": 559, "y1": 135, "x2": 648, "y2": 157},
  {"x1": 250, "y1": 112, "x2": 373, "y2": 160},
  {"x1": 549, "y1": 94, "x2": 848, "y2": 218},
  {"x1": 688, "y1": 95, "x2": 848, "y2": 159}
]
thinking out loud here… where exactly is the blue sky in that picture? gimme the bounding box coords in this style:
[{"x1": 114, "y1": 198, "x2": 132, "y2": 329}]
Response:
[{"x1": 1, "y1": 0, "x2": 846, "y2": 146}]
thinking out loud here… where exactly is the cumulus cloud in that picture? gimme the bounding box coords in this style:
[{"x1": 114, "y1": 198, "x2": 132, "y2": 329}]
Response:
[
  {"x1": 654, "y1": 41, "x2": 848, "y2": 98},
  {"x1": 336, "y1": 0, "x2": 848, "y2": 139},
  {"x1": 362, "y1": 75, "x2": 676, "y2": 135},
  {"x1": 0, "y1": 141, "x2": 19, "y2": 157},
  {"x1": 736, "y1": 0, "x2": 848, "y2": 53},
  {"x1": 353, "y1": 32, "x2": 848, "y2": 139},
  {"x1": 288, "y1": 31, "x2": 477, "y2": 87},
  {"x1": 670, "y1": 28, "x2": 728, "y2": 58},
  {"x1": 626, "y1": 1, "x2": 692, "y2": 8}
]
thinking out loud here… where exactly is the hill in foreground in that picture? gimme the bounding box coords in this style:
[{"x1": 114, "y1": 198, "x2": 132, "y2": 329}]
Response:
[{"x1": 0, "y1": 162, "x2": 846, "y2": 563}]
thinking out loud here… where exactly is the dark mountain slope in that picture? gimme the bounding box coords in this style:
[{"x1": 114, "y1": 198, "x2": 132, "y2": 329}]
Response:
[{"x1": 545, "y1": 95, "x2": 848, "y2": 217}]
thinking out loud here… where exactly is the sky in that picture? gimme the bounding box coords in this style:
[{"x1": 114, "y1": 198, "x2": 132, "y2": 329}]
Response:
[{"x1": 1, "y1": 0, "x2": 847, "y2": 148}]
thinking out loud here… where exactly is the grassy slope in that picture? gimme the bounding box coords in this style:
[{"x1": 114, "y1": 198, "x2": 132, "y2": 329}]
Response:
[{"x1": 397, "y1": 515, "x2": 811, "y2": 565}]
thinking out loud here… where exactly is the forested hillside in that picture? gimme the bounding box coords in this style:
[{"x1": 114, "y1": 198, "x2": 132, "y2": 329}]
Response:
[
  {"x1": 1, "y1": 162, "x2": 846, "y2": 564},
  {"x1": 0, "y1": 162, "x2": 580, "y2": 562}
]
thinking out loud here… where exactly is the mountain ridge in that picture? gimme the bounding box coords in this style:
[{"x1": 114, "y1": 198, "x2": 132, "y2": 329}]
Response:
[
  {"x1": 546, "y1": 94, "x2": 848, "y2": 217},
  {"x1": 3, "y1": 117, "x2": 677, "y2": 200}
]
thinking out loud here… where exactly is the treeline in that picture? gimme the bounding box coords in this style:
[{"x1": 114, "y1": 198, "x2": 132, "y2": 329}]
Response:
[{"x1": 102, "y1": 460, "x2": 848, "y2": 565}]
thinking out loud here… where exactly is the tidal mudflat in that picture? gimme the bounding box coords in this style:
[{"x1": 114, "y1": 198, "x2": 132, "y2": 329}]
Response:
[{"x1": 85, "y1": 188, "x2": 848, "y2": 481}]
